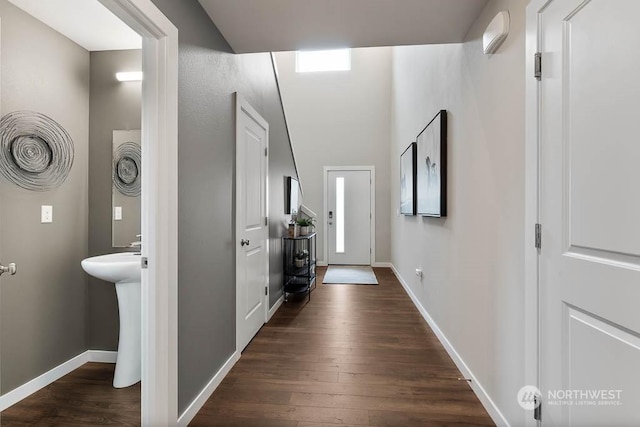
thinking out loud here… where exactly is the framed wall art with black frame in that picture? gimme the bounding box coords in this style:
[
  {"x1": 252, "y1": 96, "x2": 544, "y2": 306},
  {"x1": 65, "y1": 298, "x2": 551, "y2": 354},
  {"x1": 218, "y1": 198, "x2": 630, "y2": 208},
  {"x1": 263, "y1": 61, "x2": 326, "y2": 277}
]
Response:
[
  {"x1": 285, "y1": 176, "x2": 300, "y2": 214},
  {"x1": 416, "y1": 110, "x2": 447, "y2": 217},
  {"x1": 400, "y1": 142, "x2": 417, "y2": 215}
]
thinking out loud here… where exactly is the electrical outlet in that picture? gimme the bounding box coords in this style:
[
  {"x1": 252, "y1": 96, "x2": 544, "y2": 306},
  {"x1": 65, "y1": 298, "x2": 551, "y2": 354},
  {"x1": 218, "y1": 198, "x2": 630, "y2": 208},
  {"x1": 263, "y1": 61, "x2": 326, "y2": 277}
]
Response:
[
  {"x1": 41, "y1": 205, "x2": 53, "y2": 223},
  {"x1": 114, "y1": 206, "x2": 123, "y2": 221}
]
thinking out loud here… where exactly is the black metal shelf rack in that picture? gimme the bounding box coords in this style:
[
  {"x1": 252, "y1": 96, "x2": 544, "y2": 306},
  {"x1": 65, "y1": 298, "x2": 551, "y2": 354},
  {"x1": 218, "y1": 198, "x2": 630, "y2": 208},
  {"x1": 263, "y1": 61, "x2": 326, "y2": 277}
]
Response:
[{"x1": 283, "y1": 232, "x2": 317, "y2": 302}]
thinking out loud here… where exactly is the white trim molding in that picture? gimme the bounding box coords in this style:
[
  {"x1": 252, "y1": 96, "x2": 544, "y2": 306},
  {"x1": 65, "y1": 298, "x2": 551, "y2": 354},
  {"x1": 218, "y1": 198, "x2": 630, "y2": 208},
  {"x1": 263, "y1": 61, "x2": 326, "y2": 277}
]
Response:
[
  {"x1": 323, "y1": 165, "x2": 376, "y2": 266},
  {"x1": 88, "y1": 350, "x2": 118, "y2": 363},
  {"x1": 0, "y1": 350, "x2": 118, "y2": 411},
  {"x1": 98, "y1": 1, "x2": 179, "y2": 425},
  {"x1": 268, "y1": 295, "x2": 284, "y2": 321},
  {"x1": 525, "y1": 3, "x2": 542, "y2": 427},
  {"x1": 390, "y1": 264, "x2": 510, "y2": 427},
  {"x1": 177, "y1": 352, "x2": 240, "y2": 427},
  {"x1": 372, "y1": 262, "x2": 392, "y2": 268}
]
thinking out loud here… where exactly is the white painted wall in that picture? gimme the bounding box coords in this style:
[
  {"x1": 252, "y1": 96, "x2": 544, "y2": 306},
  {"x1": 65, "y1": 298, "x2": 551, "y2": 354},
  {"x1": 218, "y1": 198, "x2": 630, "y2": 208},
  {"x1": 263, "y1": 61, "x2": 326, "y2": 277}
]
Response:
[
  {"x1": 390, "y1": 0, "x2": 526, "y2": 424},
  {"x1": 274, "y1": 47, "x2": 392, "y2": 264}
]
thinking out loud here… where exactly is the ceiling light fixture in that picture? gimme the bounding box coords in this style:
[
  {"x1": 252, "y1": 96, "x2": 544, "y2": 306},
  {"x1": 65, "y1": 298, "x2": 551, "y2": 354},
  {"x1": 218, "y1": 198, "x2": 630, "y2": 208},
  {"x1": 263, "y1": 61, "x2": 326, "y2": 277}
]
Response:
[{"x1": 116, "y1": 71, "x2": 143, "y2": 82}]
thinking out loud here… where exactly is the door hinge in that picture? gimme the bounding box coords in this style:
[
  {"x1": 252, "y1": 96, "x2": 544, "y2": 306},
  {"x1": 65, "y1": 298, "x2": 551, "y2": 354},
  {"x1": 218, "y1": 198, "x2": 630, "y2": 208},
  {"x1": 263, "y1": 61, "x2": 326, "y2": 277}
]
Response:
[
  {"x1": 141, "y1": 257, "x2": 148, "y2": 269},
  {"x1": 534, "y1": 395, "x2": 542, "y2": 421},
  {"x1": 535, "y1": 223, "x2": 542, "y2": 249},
  {"x1": 265, "y1": 286, "x2": 268, "y2": 296},
  {"x1": 534, "y1": 52, "x2": 542, "y2": 80},
  {"x1": 265, "y1": 147, "x2": 268, "y2": 156},
  {"x1": 265, "y1": 217, "x2": 268, "y2": 226}
]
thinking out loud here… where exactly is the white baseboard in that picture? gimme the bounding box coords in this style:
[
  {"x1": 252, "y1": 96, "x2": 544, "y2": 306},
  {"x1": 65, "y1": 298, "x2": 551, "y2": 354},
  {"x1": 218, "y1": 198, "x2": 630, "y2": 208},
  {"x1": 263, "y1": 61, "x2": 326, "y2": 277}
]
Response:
[
  {"x1": 0, "y1": 352, "x2": 88, "y2": 411},
  {"x1": 390, "y1": 264, "x2": 510, "y2": 427},
  {"x1": 178, "y1": 351, "x2": 240, "y2": 426},
  {"x1": 0, "y1": 350, "x2": 118, "y2": 411},
  {"x1": 372, "y1": 262, "x2": 391, "y2": 268},
  {"x1": 268, "y1": 295, "x2": 284, "y2": 321},
  {"x1": 317, "y1": 260, "x2": 328, "y2": 267},
  {"x1": 0, "y1": 348, "x2": 118, "y2": 411},
  {"x1": 88, "y1": 350, "x2": 118, "y2": 363}
]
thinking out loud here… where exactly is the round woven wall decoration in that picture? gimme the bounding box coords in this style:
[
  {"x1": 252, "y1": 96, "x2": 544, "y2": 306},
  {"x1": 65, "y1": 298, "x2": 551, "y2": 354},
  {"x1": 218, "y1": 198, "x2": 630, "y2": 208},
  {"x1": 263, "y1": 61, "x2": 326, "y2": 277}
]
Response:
[
  {"x1": 0, "y1": 111, "x2": 74, "y2": 191},
  {"x1": 113, "y1": 141, "x2": 141, "y2": 197}
]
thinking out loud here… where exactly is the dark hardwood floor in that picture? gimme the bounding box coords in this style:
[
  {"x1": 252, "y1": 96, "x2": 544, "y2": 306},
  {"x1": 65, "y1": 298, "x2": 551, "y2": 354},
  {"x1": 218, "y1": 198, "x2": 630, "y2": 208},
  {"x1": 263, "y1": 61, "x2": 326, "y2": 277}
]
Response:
[
  {"x1": 190, "y1": 267, "x2": 494, "y2": 427},
  {"x1": 0, "y1": 267, "x2": 493, "y2": 426},
  {"x1": 1, "y1": 363, "x2": 140, "y2": 426}
]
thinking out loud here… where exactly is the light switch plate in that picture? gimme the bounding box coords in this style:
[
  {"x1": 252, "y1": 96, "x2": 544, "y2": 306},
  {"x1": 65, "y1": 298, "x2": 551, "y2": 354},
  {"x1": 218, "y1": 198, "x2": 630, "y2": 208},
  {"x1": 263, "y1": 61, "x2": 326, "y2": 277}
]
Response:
[
  {"x1": 114, "y1": 206, "x2": 123, "y2": 221},
  {"x1": 41, "y1": 205, "x2": 53, "y2": 223}
]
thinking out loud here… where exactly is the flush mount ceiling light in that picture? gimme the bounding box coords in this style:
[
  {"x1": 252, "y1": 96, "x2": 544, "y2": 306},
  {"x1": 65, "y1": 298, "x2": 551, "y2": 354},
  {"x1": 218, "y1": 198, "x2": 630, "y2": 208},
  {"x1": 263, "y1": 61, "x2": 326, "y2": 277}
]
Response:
[
  {"x1": 483, "y1": 11, "x2": 510, "y2": 54},
  {"x1": 116, "y1": 71, "x2": 143, "y2": 82}
]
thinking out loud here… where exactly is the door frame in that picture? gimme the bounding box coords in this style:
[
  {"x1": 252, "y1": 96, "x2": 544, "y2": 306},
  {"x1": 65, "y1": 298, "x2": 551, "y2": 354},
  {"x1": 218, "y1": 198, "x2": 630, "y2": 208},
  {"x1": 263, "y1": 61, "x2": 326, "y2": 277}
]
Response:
[
  {"x1": 524, "y1": 0, "x2": 545, "y2": 424},
  {"x1": 322, "y1": 166, "x2": 376, "y2": 266},
  {"x1": 235, "y1": 93, "x2": 270, "y2": 355},
  {"x1": 99, "y1": 1, "x2": 178, "y2": 425},
  {"x1": 0, "y1": 1, "x2": 177, "y2": 423}
]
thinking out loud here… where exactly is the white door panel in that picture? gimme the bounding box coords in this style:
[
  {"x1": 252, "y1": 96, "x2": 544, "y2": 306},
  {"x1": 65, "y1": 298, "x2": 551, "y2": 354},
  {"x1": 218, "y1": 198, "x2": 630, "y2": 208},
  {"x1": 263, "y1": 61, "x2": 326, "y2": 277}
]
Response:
[
  {"x1": 236, "y1": 95, "x2": 268, "y2": 353},
  {"x1": 327, "y1": 170, "x2": 371, "y2": 265},
  {"x1": 539, "y1": 1, "x2": 640, "y2": 425}
]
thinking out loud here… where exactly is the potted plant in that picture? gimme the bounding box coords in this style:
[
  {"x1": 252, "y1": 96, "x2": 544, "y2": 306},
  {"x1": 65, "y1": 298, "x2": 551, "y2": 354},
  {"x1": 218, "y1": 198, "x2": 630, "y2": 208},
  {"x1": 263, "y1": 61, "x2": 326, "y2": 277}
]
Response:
[
  {"x1": 296, "y1": 217, "x2": 315, "y2": 236},
  {"x1": 294, "y1": 249, "x2": 308, "y2": 268}
]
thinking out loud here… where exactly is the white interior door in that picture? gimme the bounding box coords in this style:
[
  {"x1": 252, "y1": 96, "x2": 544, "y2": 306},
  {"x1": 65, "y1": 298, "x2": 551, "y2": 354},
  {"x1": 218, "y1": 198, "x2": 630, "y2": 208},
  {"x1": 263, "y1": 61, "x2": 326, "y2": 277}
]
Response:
[
  {"x1": 327, "y1": 170, "x2": 371, "y2": 265},
  {"x1": 538, "y1": 1, "x2": 640, "y2": 425},
  {"x1": 235, "y1": 95, "x2": 269, "y2": 353}
]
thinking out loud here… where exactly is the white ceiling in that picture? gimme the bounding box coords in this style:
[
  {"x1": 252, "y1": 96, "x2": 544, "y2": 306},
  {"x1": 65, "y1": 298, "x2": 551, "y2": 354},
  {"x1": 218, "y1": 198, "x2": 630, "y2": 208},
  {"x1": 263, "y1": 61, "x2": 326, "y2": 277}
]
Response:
[
  {"x1": 197, "y1": 0, "x2": 489, "y2": 54},
  {"x1": 8, "y1": 0, "x2": 141, "y2": 51}
]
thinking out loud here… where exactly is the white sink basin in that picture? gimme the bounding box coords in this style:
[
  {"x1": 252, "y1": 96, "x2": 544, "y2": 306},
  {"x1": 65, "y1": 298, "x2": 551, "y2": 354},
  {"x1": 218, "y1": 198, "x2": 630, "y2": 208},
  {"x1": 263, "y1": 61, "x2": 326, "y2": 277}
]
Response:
[
  {"x1": 81, "y1": 252, "x2": 142, "y2": 388},
  {"x1": 81, "y1": 252, "x2": 141, "y2": 284}
]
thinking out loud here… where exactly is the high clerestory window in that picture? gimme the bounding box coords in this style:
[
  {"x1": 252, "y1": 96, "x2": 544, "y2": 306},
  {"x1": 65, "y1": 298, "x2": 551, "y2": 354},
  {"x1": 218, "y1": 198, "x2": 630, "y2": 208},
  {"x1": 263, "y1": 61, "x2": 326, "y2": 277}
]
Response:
[{"x1": 295, "y1": 49, "x2": 351, "y2": 73}]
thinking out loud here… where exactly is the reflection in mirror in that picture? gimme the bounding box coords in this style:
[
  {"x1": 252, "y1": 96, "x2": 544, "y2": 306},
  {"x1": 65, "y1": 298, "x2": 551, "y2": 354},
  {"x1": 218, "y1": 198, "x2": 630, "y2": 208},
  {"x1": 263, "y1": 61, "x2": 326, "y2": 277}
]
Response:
[{"x1": 112, "y1": 130, "x2": 141, "y2": 247}]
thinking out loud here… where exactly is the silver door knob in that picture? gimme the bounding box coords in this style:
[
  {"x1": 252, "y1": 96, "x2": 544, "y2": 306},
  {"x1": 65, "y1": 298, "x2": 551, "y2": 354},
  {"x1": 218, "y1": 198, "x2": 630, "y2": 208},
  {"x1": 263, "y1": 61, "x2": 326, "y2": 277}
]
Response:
[
  {"x1": 0, "y1": 263, "x2": 17, "y2": 276},
  {"x1": 240, "y1": 239, "x2": 250, "y2": 247}
]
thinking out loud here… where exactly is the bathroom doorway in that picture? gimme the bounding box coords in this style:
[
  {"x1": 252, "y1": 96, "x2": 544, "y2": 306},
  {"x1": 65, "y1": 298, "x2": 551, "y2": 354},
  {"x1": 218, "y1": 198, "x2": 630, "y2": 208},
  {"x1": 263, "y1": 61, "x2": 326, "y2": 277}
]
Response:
[{"x1": 0, "y1": 0, "x2": 177, "y2": 424}]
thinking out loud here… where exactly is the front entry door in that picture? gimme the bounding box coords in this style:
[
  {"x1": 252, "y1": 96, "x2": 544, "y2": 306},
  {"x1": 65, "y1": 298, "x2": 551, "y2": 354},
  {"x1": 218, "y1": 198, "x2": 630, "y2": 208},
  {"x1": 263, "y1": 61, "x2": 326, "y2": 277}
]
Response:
[
  {"x1": 235, "y1": 95, "x2": 268, "y2": 353},
  {"x1": 538, "y1": 1, "x2": 640, "y2": 425},
  {"x1": 327, "y1": 170, "x2": 371, "y2": 265}
]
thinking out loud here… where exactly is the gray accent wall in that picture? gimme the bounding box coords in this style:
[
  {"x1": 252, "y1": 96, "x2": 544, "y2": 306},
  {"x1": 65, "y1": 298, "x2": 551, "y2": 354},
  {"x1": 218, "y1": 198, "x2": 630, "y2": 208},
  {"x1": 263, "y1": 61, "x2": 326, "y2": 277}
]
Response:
[
  {"x1": 88, "y1": 49, "x2": 142, "y2": 350},
  {"x1": 150, "y1": 0, "x2": 298, "y2": 413},
  {"x1": 0, "y1": 0, "x2": 89, "y2": 393}
]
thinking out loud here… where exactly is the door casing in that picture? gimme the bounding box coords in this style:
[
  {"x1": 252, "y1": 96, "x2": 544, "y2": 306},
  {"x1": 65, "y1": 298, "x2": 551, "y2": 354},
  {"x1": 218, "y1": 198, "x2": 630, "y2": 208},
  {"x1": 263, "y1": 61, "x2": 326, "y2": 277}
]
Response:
[
  {"x1": 322, "y1": 166, "x2": 376, "y2": 266},
  {"x1": 524, "y1": 2, "x2": 542, "y2": 426},
  {"x1": 0, "y1": 1, "x2": 179, "y2": 424},
  {"x1": 99, "y1": 2, "x2": 179, "y2": 425}
]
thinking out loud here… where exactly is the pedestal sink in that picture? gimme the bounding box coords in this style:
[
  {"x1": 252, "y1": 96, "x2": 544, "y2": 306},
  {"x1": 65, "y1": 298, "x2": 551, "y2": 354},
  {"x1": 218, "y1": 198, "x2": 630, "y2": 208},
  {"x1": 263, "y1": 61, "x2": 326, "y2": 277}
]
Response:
[{"x1": 81, "y1": 252, "x2": 141, "y2": 388}]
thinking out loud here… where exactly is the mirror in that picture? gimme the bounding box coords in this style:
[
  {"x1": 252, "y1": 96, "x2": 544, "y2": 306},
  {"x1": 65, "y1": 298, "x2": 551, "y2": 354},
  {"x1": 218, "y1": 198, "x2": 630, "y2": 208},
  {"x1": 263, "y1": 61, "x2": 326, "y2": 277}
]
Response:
[
  {"x1": 112, "y1": 130, "x2": 141, "y2": 247},
  {"x1": 286, "y1": 176, "x2": 300, "y2": 214}
]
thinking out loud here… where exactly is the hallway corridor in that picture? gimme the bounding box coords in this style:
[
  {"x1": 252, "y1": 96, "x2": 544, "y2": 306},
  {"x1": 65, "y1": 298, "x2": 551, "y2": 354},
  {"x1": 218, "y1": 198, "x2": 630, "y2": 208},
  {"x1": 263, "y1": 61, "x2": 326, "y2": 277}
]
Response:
[{"x1": 191, "y1": 267, "x2": 494, "y2": 426}]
